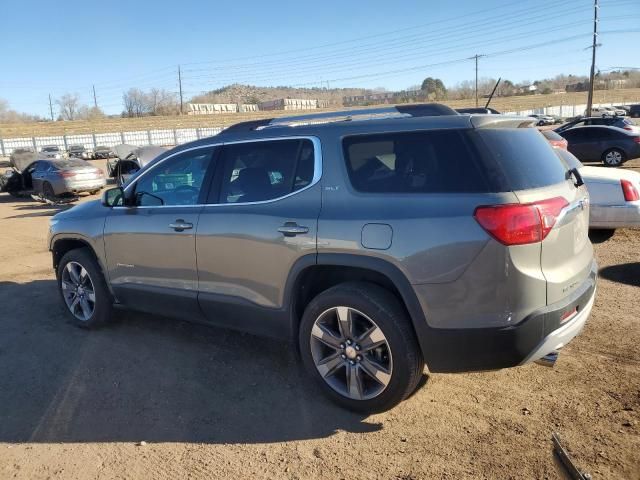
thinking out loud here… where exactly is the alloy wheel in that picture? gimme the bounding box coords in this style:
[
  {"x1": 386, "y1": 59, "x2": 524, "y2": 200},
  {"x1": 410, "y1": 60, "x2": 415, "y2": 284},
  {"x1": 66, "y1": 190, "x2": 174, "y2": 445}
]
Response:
[
  {"x1": 604, "y1": 150, "x2": 623, "y2": 166},
  {"x1": 310, "y1": 306, "x2": 393, "y2": 401},
  {"x1": 61, "y1": 261, "x2": 96, "y2": 321}
]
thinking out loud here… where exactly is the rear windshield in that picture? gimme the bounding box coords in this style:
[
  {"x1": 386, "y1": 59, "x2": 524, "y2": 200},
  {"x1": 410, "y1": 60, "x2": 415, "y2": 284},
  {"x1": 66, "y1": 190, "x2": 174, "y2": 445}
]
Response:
[
  {"x1": 42, "y1": 146, "x2": 60, "y2": 152},
  {"x1": 342, "y1": 128, "x2": 568, "y2": 194}
]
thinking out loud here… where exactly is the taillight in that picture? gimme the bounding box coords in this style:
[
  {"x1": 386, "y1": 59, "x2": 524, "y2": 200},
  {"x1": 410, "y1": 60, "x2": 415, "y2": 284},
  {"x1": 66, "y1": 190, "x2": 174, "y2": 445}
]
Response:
[
  {"x1": 633, "y1": 136, "x2": 640, "y2": 144},
  {"x1": 550, "y1": 139, "x2": 568, "y2": 150},
  {"x1": 621, "y1": 179, "x2": 640, "y2": 201},
  {"x1": 474, "y1": 197, "x2": 569, "y2": 246},
  {"x1": 58, "y1": 171, "x2": 76, "y2": 178}
]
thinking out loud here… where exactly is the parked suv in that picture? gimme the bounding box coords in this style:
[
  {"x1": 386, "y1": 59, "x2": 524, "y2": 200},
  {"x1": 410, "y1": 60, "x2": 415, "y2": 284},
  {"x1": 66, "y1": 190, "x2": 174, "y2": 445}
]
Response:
[{"x1": 48, "y1": 104, "x2": 597, "y2": 412}]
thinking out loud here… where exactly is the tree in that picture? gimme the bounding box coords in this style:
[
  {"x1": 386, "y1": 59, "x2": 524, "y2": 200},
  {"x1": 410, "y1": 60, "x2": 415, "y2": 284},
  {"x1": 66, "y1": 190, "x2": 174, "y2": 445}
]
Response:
[
  {"x1": 77, "y1": 105, "x2": 105, "y2": 120},
  {"x1": 420, "y1": 77, "x2": 447, "y2": 100},
  {"x1": 56, "y1": 93, "x2": 81, "y2": 120},
  {"x1": 122, "y1": 88, "x2": 149, "y2": 117}
]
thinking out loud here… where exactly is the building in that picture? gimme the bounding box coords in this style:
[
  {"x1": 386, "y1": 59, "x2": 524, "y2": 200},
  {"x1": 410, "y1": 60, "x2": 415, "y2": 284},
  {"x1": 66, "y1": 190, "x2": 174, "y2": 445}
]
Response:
[{"x1": 258, "y1": 99, "x2": 319, "y2": 111}]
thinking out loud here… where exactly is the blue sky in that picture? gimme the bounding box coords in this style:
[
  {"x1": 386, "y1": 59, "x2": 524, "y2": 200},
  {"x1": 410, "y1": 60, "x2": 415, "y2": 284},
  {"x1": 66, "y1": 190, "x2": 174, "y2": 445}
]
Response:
[{"x1": 1, "y1": 0, "x2": 638, "y2": 117}]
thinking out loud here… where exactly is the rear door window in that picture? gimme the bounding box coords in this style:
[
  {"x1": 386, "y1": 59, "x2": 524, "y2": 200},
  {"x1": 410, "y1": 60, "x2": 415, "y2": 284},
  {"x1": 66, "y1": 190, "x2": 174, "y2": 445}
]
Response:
[{"x1": 218, "y1": 139, "x2": 315, "y2": 204}]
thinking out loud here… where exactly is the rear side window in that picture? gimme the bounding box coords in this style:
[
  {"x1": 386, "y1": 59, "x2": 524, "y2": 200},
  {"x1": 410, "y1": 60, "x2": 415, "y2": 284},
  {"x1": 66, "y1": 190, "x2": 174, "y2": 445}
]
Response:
[
  {"x1": 219, "y1": 139, "x2": 315, "y2": 203},
  {"x1": 342, "y1": 130, "x2": 493, "y2": 193},
  {"x1": 343, "y1": 128, "x2": 568, "y2": 194}
]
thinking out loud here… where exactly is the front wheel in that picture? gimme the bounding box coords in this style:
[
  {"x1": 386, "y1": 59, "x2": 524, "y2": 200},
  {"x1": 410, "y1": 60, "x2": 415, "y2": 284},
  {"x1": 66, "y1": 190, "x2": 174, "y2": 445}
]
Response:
[
  {"x1": 602, "y1": 148, "x2": 625, "y2": 167},
  {"x1": 299, "y1": 282, "x2": 424, "y2": 413},
  {"x1": 57, "y1": 248, "x2": 113, "y2": 328}
]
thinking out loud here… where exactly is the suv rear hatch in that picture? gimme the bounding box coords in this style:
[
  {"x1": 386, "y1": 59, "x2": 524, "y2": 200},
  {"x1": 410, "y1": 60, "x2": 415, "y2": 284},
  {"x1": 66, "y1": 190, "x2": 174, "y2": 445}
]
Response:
[{"x1": 472, "y1": 122, "x2": 593, "y2": 306}]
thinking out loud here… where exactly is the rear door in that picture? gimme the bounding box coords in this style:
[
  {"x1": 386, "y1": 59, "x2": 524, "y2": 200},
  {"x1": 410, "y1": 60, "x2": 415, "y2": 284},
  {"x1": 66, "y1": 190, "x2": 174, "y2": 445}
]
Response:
[
  {"x1": 195, "y1": 137, "x2": 321, "y2": 337},
  {"x1": 563, "y1": 128, "x2": 597, "y2": 161}
]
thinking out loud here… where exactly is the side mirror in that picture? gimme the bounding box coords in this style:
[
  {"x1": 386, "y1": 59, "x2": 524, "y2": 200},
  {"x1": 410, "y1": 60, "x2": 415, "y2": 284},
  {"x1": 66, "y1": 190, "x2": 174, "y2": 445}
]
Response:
[{"x1": 102, "y1": 187, "x2": 124, "y2": 207}]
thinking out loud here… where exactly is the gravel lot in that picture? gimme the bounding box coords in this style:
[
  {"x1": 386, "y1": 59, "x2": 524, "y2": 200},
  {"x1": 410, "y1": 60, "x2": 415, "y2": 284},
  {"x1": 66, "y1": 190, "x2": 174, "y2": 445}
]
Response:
[{"x1": 0, "y1": 157, "x2": 638, "y2": 479}]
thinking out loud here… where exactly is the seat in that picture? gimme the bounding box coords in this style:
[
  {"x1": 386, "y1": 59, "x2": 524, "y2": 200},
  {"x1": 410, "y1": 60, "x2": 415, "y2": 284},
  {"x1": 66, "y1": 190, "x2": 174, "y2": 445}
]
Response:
[{"x1": 236, "y1": 167, "x2": 272, "y2": 202}]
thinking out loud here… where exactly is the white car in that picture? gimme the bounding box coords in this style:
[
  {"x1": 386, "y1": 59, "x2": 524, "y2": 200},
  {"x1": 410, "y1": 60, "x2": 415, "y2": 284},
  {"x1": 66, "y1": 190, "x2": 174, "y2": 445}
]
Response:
[
  {"x1": 556, "y1": 149, "x2": 640, "y2": 231},
  {"x1": 39, "y1": 145, "x2": 64, "y2": 159}
]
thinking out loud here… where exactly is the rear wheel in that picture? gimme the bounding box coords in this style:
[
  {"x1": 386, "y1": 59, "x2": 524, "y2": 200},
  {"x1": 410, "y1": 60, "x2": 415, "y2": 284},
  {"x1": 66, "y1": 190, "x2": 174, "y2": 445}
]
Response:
[
  {"x1": 299, "y1": 282, "x2": 424, "y2": 413},
  {"x1": 57, "y1": 248, "x2": 112, "y2": 328},
  {"x1": 602, "y1": 148, "x2": 625, "y2": 167},
  {"x1": 42, "y1": 182, "x2": 56, "y2": 200}
]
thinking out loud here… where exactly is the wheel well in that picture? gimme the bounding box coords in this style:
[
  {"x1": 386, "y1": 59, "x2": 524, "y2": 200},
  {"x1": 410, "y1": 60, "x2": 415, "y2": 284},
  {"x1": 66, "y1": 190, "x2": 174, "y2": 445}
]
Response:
[
  {"x1": 291, "y1": 265, "x2": 409, "y2": 333},
  {"x1": 51, "y1": 238, "x2": 96, "y2": 271}
]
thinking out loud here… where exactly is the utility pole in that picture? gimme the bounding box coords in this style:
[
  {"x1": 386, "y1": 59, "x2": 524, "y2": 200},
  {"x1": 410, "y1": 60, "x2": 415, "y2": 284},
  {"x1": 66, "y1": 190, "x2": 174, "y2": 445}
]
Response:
[
  {"x1": 178, "y1": 65, "x2": 184, "y2": 115},
  {"x1": 92, "y1": 85, "x2": 98, "y2": 108},
  {"x1": 586, "y1": 0, "x2": 599, "y2": 117},
  {"x1": 470, "y1": 54, "x2": 485, "y2": 107},
  {"x1": 48, "y1": 94, "x2": 54, "y2": 121}
]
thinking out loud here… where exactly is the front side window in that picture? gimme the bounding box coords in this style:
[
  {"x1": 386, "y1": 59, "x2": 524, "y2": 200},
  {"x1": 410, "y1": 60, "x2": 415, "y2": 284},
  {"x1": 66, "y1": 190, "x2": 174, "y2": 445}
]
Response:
[
  {"x1": 219, "y1": 139, "x2": 315, "y2": 204},
  {"x1": 134, "y1": 149, "x2": 213, "y2": 206}
]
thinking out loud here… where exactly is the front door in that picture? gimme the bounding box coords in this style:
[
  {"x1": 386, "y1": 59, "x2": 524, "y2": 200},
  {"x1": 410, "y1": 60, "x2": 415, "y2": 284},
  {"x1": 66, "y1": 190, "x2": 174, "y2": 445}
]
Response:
[
  {"x1": 104, "y1": 146, "x2": 217, "y2": 320},
  {"x1": 196, "y1": 137, "x2": 321, "y2": 337}
]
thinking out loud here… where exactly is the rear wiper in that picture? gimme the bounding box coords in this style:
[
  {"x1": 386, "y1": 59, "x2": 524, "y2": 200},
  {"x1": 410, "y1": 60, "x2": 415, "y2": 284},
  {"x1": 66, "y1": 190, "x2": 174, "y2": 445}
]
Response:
[{"x1": 567, "y1": 168, "x2": 584, "y2": 188}]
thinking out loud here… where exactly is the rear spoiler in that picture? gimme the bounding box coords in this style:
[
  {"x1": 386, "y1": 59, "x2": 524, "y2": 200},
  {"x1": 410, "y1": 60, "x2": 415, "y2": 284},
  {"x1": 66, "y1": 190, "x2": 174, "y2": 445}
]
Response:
[{"x1": 470, "y1": 115, "x2": 538, "y2": 129}]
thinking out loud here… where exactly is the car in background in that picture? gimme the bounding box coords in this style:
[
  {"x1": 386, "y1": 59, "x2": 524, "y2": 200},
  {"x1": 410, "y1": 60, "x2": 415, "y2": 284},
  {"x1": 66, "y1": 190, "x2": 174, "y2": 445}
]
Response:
[
  {"x1": 555, "y1": 116, "x2": 640, "y2": 134},
  {"x1": 557, "y1": 125, "x2": 640, "y2": 166},
  {"x1": 614, "y1": 105, "x2": 630, "y2": 115},
  {"x1": 107, "y1": 144, "x2": 168, "y2": 184},
  {"x1": 629, "y1": 104, "x2": 640, "y2": 118},
  {"x1": 40, "y1": 145, "x2": 64, "y2": 159},
  {"x1": 1, "y1": 158, "x2": 105, "y2": 200},
  {"x1": 540, "y1": 130, "x2": 568, "y2": 150},
  {"x1": 608, "y1": 106, "x2": 627, "y2": 116},
  {"x1": 94, "y1": 146, "x2": 114, "y2": 159},
  {"x1": 556, "y1": 148, "x2": 640, "y2": 231},
  {"x1": 68, "y1": 144, "x2": 94, "y2": 160},
  {"x1": 529, "y1": 114, "x2": 554, "y2": 126}
]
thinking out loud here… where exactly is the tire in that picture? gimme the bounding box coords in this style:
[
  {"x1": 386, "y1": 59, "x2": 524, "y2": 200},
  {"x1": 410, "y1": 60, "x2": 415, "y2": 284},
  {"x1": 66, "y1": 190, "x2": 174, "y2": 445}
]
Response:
[
  {"x1": 602, "y1": 148, "x2": 625, "y2": 167},
  {"x1": 42, "y1": 182, "x2": 56, "y2": 200},
  {"x1": 56, "y1": 248, "x2": 113, "y2": 329},
  {"x1": 299, "y1": 282, "x2": 424, "y2": 413},
  {"x1": 589, "y1": 228, "x2": 615, "y2": 243}
]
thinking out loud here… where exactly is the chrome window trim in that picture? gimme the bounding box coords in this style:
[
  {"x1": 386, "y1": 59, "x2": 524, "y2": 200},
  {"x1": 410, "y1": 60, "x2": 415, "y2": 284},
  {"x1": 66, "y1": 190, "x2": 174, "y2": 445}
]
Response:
[{"x1": 116, "y1": 136, "x2": 322, "y2": 209}]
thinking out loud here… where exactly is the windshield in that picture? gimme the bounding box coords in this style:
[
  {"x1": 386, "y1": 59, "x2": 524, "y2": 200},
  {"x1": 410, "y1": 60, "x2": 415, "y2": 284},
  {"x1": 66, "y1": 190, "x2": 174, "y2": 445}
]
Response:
[{"x1": 42, "y1": 146, "x2": 59, "y2": 152}]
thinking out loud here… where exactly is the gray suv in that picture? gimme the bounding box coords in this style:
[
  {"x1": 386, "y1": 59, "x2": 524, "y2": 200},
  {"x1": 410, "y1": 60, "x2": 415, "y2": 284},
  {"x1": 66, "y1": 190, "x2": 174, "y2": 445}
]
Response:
[{"x1": 48, "y1": 104, "x2": 597, "y2": 412}]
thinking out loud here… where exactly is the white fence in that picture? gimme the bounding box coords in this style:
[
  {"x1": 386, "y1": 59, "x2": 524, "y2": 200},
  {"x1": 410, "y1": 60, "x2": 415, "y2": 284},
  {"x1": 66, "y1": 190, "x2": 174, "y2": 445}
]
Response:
[{"x1": 0, "y1": 127, "x2": 224, "y2": 156}]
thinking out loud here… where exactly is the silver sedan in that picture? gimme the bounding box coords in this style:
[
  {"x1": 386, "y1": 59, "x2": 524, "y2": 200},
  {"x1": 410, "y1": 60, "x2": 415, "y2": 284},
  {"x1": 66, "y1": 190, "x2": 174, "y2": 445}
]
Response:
[{"x1": 26, "y1": 158, "x2": 106, "y2": 198}]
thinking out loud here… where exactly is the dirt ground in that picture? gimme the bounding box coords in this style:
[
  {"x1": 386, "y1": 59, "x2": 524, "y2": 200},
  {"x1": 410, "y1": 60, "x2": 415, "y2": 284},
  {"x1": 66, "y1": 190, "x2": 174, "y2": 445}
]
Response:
[{"x1": 0, "y1": 157, "x2": 638, "y2": 480}]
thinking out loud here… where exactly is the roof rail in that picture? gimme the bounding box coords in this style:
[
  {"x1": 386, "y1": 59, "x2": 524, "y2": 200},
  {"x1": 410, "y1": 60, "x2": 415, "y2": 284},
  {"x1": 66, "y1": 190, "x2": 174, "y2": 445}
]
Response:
[
  {"x1": 218, "y1": 118, "x2": 274, "y2": 135},
  {"x1": 216, "y1": 103, "x2": 459, "y2": 135},
  {"x1": 263, "y1": 103, "x2": 458, "y2": 128}
]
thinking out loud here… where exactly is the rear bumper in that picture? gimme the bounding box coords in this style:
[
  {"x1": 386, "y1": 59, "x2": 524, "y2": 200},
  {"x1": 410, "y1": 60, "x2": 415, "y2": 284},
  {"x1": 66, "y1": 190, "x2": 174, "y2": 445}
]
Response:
[
  {"x1": 419, "y1": 260, "x2": 598, "y2": 373},
  {"x1": 57, "y1": 178, "x2": 106, "y2": 194}
]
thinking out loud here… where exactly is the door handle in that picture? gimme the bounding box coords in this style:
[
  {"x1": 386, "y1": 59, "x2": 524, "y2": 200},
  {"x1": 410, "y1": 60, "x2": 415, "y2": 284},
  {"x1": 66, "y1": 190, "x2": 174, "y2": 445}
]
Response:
[
  {"x1": 169, "y1": 219, "x2": 193, "y2": 232},
  {"x1": 278, "y1": 222, "x2": 309, "y2": 237}
]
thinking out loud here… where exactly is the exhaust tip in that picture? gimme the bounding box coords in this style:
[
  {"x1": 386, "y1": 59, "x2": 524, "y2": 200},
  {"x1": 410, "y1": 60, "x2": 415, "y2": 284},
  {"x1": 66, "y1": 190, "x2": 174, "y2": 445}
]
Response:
[{"x1": 535, "y1": 350, "x2": 559, "y2": 368}]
